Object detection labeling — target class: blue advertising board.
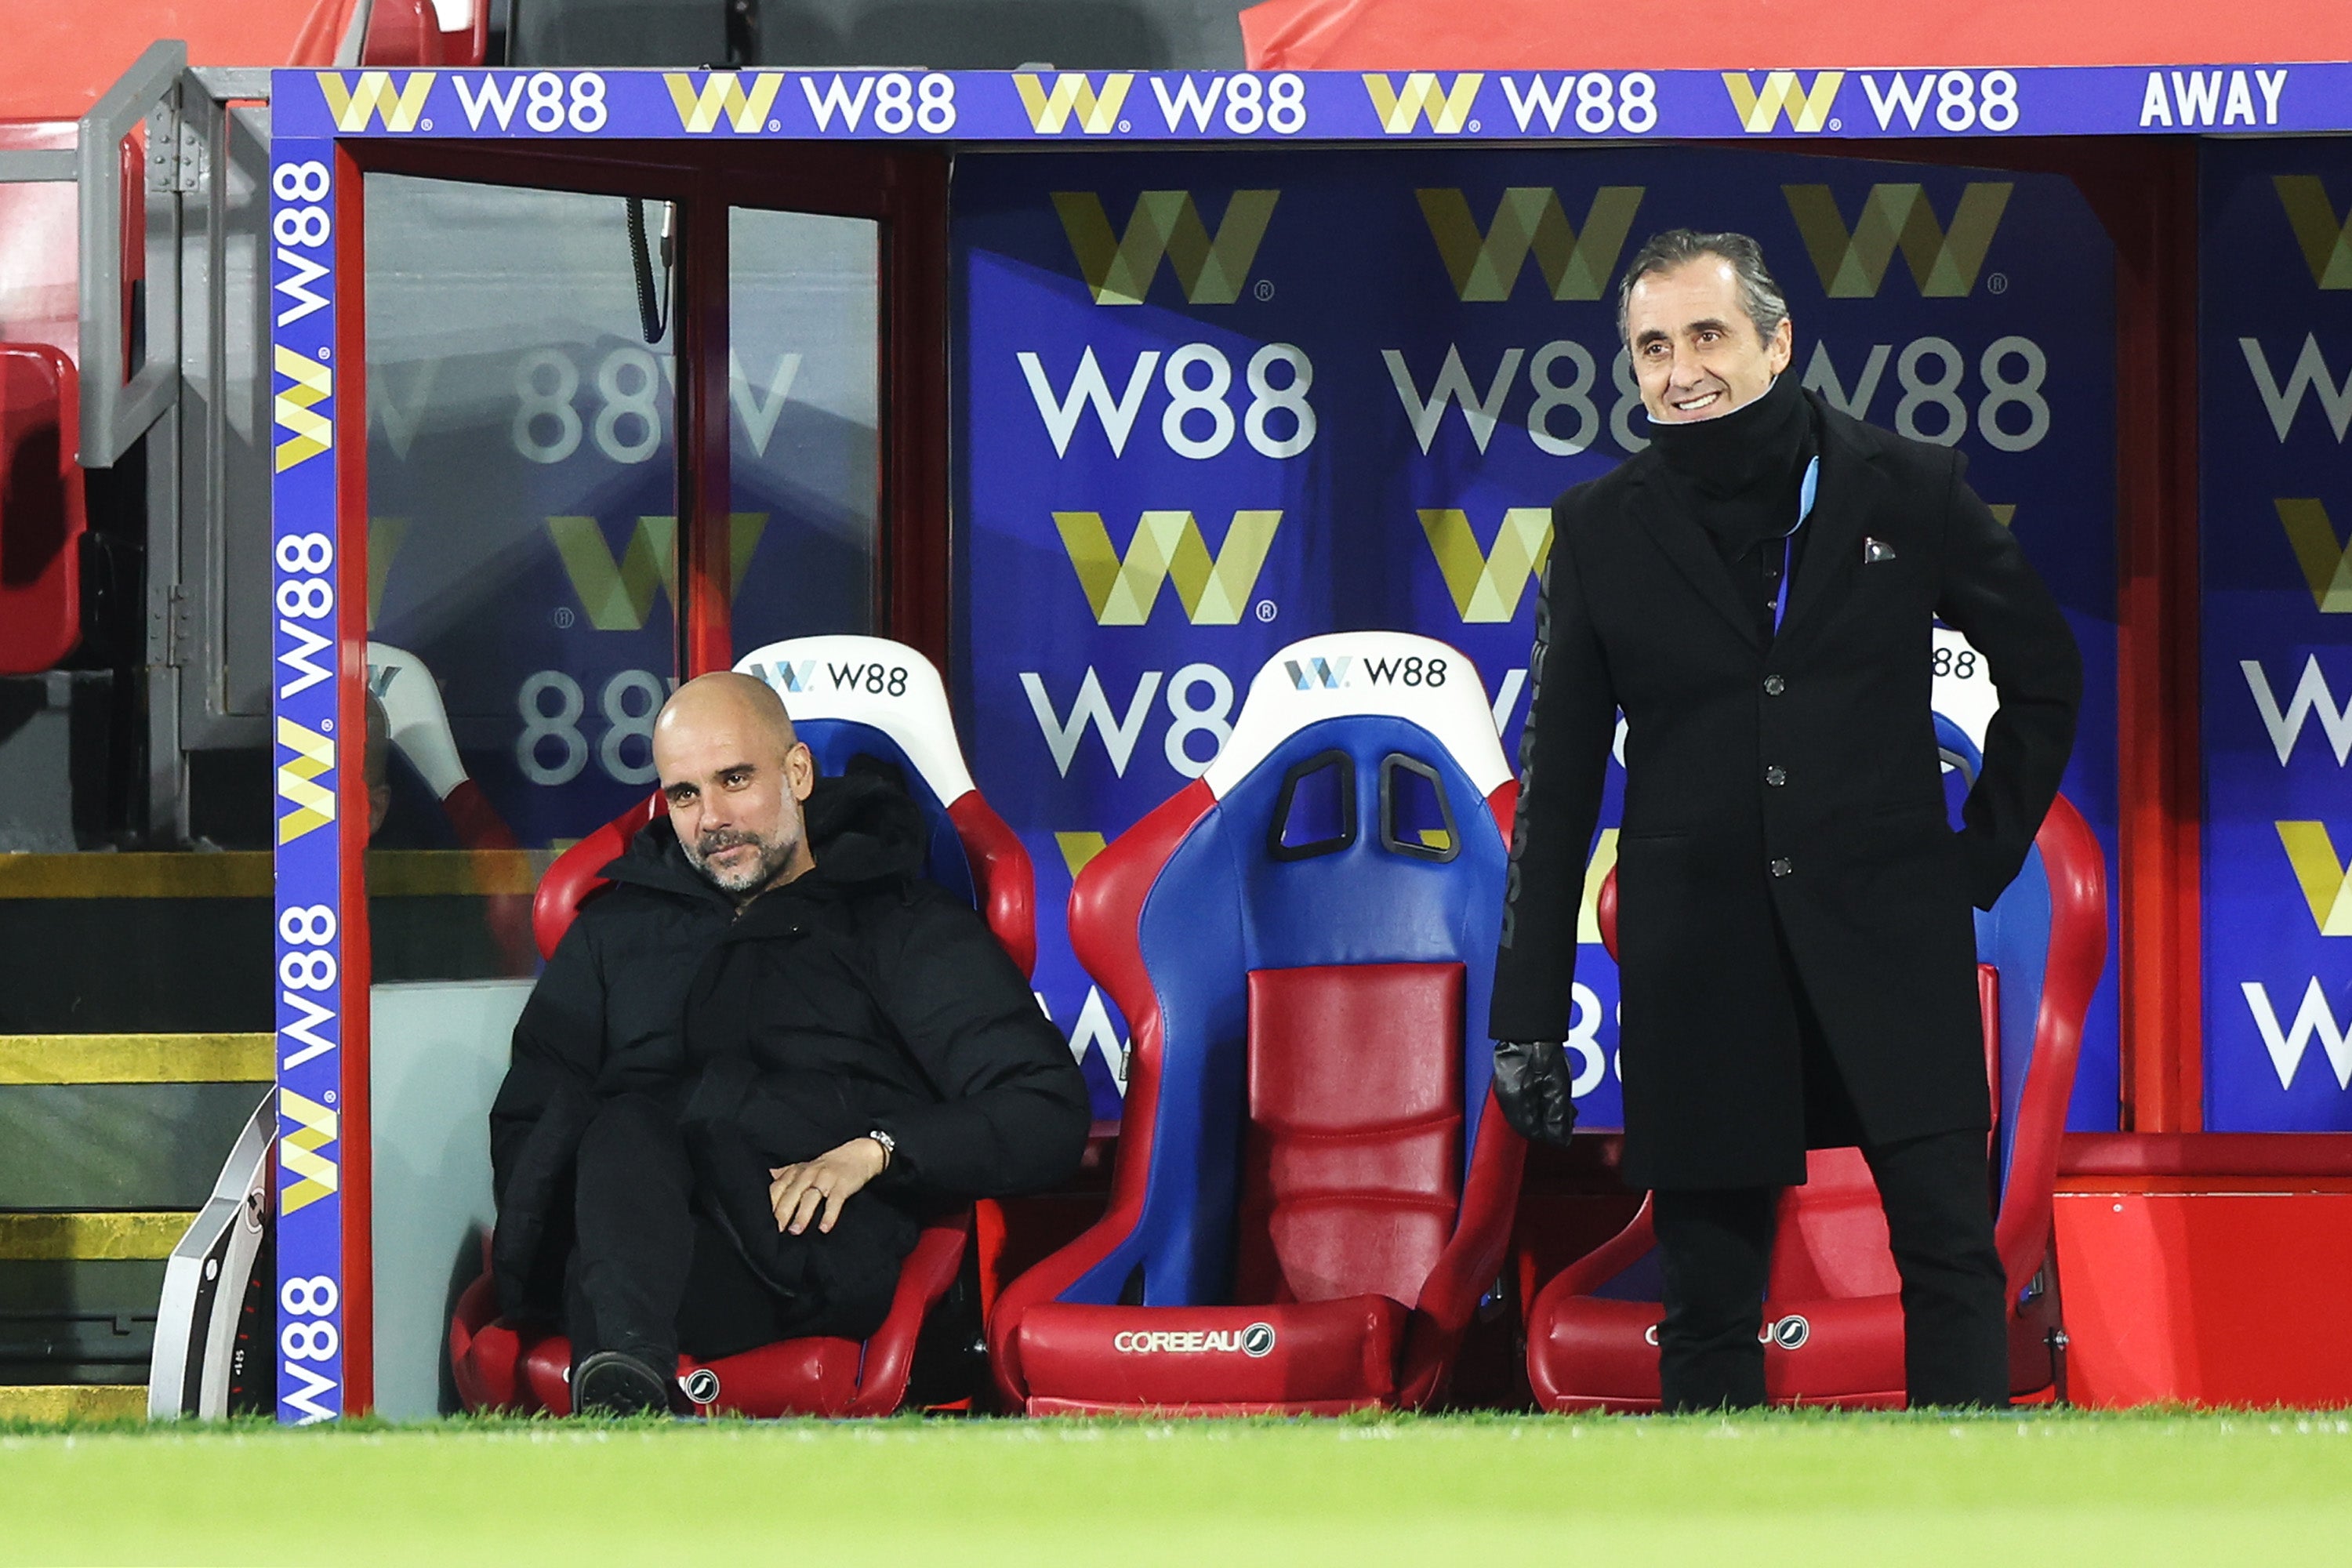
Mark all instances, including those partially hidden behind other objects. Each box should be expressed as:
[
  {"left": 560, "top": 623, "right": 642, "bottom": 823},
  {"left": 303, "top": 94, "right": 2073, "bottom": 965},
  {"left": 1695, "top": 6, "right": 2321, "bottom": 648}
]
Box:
[
  {"left": 267, "top": 137, "right": 351, "bottom": 1422},
  {"left": 953, "top": 147, "right": 2122, "bottom": 1125},
  {"left": 270, "top": 64, "right": 2344, "bottom": 145},
  {"left": 2201, "top": 143, "right": 2352, "bottom": 1130}
]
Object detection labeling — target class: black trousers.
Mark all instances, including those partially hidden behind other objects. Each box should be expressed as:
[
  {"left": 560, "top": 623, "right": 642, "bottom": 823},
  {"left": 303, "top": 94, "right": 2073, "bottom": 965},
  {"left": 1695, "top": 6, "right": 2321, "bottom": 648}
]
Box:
[
  {"left": 1651, "top": 1126, "right": 2009, "bottom": 1411},
  {"left": 563, "top": 1093, "right": 914, "bottom": 1370}
]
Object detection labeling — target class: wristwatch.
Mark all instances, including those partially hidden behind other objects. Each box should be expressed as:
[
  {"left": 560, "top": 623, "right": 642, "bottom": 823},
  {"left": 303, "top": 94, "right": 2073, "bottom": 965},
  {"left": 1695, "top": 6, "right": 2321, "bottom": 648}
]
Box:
[{"left": 866, "top": 1128, "right": 897, "bottom": 1169}]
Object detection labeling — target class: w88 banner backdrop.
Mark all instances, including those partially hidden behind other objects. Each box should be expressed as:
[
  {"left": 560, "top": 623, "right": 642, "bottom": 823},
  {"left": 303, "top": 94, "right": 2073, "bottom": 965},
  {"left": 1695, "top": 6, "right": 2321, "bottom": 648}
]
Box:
[
  {"left": 954, "top": 147, "right": 2120, "bottom": 1127},
  {"left": 2203, "top": 144, "right": 2352, "bottom": 1130}
]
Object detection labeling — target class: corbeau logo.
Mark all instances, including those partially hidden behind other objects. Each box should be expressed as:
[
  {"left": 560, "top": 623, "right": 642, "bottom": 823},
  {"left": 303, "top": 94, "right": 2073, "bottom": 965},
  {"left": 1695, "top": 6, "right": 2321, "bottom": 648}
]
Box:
[
  {"left": 2275, "top": 176, "right": 2352, "bottom": 290},
  {"left": 2276, "top": 821, "right": 2352, "bottom": 935},
  {"left": 547, "top": 514, "right": 769, "bottom": 631},
  {"left": 1055, "top": 510, "right": 1280, "bottom": 626},
  {"left": 1113, "top": 1324, "right": 1276, "bottom": 1356},
  {"left": 664, "top": 71, "right": 783, "bottom": 132},
  {"left": 2278, "top": 499, "right": 2352, "bottom": 612},
  {"left": 273, "top": 347, "right": 332, "bottom": 471},
  {"left": 1418, "top": 508, "right": 1553, "bottom": 622},
  {"left": 1722, "top": 71, "right": 1844, "bottom": 133},
  {"left": 276, "top": 717, "right": 336, "bottom": 844},
  {"left": 1051, "top": 191, "right": 1279, "bottom": 306},
  {"left": 1015, "top": 72, "right": 1134, "bottom": 134},
  {"left": 318, "top": 70, "right": 435, "bottom": 132},
  {"left": 279, "top": 1087, "right": 339, "bottom": 1214},
  {"left": 1417, "top": 187, "right": 1644, "bottom": 303},
  {"left": 1783, "top": 183, "right": 2013, "bottom": 298},
  {"left": 1363, "top": 72, "right": 1483, "bottom": 135}
]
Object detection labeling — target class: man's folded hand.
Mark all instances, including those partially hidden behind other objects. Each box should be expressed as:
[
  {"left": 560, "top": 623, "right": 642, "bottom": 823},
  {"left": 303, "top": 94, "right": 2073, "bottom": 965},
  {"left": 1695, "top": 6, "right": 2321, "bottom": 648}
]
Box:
[{"left": 767, "top": 1135, "right": 890, "bottom": 1236}]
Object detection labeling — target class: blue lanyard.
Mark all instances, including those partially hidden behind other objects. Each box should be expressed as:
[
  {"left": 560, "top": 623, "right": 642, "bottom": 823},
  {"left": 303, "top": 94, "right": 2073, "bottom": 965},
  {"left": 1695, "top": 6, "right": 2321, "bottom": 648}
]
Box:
[{"left": 1771, "top": 456, "right": 1822, "bottom": 636}]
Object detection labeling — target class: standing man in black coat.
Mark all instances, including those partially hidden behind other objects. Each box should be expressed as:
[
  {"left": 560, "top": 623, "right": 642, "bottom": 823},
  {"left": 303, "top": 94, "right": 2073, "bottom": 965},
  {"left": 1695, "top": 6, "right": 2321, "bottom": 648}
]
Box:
[
  {"left": 489, "top": 673, "right": 1090, "bottom": 1414},
  {"left": 1489, "top": 230, "right": 2080, "bottom": 1411}
]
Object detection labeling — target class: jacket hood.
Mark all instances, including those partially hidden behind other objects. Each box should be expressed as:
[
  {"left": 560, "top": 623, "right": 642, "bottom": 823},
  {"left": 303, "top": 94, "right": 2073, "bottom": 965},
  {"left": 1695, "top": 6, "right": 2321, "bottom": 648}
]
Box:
[{"left": 603, "top": 771, "right": 930, "bottom": 902}]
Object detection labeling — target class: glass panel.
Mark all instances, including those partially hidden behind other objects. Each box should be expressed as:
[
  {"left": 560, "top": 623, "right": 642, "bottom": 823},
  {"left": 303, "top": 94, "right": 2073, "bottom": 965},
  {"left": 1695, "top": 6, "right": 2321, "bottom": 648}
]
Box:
[
  {"left": 726, "top": 207, "right": 880, "bottom": 659},
  {"left": 364, "top": 174, "right": 680, "bottom": 981}
]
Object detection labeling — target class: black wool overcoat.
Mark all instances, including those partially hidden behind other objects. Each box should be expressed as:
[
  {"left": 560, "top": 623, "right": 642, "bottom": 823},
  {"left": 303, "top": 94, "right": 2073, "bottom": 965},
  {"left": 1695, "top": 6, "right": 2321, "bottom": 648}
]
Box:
[{"left": 1490, "top": 393, "right": 2081, "bottom": 1191}]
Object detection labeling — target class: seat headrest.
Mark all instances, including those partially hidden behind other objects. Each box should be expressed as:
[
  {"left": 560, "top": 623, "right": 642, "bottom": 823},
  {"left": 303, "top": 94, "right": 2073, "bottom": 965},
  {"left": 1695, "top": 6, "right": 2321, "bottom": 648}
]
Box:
[
  {"left": 1203, "top": 633, "right": 1512, "bottom": 802},
  {"left": 734, "top": 636, "right": 977, "bottom": 806}
]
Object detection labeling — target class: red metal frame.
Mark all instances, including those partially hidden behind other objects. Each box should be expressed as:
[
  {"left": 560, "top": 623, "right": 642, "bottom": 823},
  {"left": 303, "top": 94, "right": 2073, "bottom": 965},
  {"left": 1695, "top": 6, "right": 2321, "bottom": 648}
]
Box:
[
  {"left": 328, "top": 138, "right": 954, "bottom": 1410},
  {"left": 347, "top": 140, "right": 954, "bottom": 676},
  {"left": 1784, "top": 136, "right": 2203, "bottom": 1131},
  {"left": 332, "top": 142, "right": 376, "bottom": 1413}
]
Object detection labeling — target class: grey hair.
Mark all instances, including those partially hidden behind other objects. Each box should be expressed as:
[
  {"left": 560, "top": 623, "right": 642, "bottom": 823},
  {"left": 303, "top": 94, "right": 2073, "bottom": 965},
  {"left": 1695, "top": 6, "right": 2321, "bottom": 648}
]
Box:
[{"left": 1615, "top": 229, "right": 1790, "bottom": 346}]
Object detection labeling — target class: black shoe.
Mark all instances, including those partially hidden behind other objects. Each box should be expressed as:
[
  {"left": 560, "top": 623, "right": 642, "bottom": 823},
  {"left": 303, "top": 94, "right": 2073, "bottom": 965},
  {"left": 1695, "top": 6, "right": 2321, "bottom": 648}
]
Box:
[{"left": 574, "top": 1349, "right": 674, "bottom": 1417}]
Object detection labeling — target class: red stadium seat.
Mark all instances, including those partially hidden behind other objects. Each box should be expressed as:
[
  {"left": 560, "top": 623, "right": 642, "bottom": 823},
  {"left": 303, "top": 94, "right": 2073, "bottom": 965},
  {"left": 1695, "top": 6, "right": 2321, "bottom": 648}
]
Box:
[
  {"left": 1524, "top": 747, "right": 2108, "bottom": 1411},
  {"left": 989, "top": 633, "right": 1526, "bottom": 1415},
  {"left": 361, "top": 0, "right": 490, "bottom": 67},
  {"left": 0, "top": 343, "right": 85, "bottom": 673},
  {"left": 448, "top": 1211, "right": 972, "bottom": 1417},
  {"left": 460, "top": 638, "right": 1028, "bottom": 1416}
]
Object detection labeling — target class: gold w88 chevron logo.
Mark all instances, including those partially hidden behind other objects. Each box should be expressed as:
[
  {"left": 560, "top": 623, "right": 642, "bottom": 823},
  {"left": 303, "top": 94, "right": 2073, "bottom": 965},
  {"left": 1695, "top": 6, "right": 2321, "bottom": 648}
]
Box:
[
  {"left": 2275, "top": 176, "right": 2352, "bottom": 290},
  {"left": 1419, "top": 509, "right": 1553, "bottom": 622},
  {"left": 665, "top": 71, "right": 783, "bottom": 132},
  {"left": 1364, "top": 73, "right": 1483, "bottom": 134},
  {"left": 318, "top": 71, "right": 435, "bottom": 132},
  {"left": 278, "top": 1087, "right": 339, "bottom": 1215},
  {"left": 547, "top": 514, "right": 770, "bottom": 631},
  {"left": 1016, "top": 72, "right": 1134, "bottom": 133},
  {"left": 1723, "top": 71, "right": 1842, "bottom": 132},
  {"left": 273, "top": 347, "right": 332, "bottom": 471},
  {"left": 1784, "top": 183, "right": 2012, "bottom": 298},
  {"left": 1417, "top": 187, "right": 1643, "bottom": 302},
  {"left": 2277, "top": 821, "right": 2352, "bottom": 935},
  {"left": 276, "top": 717, "right": 336, "bottom": 844},
  {"left": 2277, "top": 499, "right": 2352, "bottom": 612},
  {"left": 1056, "top": 510, "right": 1280, "bottom": 625},
  {"left": 1052, "top": 191, "right": 1278, "bottom": 306}
]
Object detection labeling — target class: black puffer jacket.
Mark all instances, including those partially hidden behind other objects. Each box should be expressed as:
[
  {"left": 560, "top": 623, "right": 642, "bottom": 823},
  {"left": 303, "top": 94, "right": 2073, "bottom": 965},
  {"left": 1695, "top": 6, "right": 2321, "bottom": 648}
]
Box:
[{"left": 488, "top": 773, "right": 1089, "bottom": 1312}]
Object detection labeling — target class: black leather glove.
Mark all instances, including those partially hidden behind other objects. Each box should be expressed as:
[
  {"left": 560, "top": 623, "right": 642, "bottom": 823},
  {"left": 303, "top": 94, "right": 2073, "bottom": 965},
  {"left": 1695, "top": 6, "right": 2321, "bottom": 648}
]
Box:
[{"left": 1491, "top": 1039, "right": 1578, "bottom": 1147}]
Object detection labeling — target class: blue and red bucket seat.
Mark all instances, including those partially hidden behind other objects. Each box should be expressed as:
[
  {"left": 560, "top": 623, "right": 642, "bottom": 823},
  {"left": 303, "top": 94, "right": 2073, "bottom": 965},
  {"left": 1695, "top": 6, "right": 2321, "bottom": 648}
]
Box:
[{"left": 989, "top": 633, "right": 1528, "bottom": 1414}]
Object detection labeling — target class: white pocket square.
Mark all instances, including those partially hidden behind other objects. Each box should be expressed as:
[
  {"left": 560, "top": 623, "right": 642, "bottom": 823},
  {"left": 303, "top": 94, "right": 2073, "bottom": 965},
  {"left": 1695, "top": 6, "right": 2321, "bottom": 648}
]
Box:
[{"left": 1862, "top": 537, "right": 1897, "bottom": 564}]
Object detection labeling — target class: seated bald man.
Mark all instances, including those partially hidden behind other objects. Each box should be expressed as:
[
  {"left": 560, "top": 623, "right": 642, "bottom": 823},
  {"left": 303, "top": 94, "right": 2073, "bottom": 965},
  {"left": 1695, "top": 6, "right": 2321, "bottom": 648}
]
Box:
[{"left": 488, "top": 673, "right": 1090, "bottom": 1415}]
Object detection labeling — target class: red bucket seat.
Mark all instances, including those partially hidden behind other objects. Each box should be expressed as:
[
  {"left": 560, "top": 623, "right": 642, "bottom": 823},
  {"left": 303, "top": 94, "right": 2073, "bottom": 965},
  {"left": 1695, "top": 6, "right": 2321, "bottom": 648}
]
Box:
[
  {"left": 989, "top": 633, "right": 1526, "bottom": 1415},
  {"left": 1524, "top": 721, "right": 2107, "bottom": 1410},
  {"left": 451, "top": 637, "right": 1029, "bottom": 1416}
]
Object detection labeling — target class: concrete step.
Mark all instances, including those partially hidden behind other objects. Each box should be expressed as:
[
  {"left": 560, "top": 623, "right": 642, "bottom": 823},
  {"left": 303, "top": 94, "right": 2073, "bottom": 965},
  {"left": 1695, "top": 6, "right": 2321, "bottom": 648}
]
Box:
[
  {"left": 0, "top": 850, "right": 547, "bottom": 1033},
  {"left": 0, "top": 1384, "right": 146, "bottom": 1421},
  {"left": 0, "top": 1033, "right": 272, "bottom": 1085},
  {"left": 0, "top": 1212, "right": 194, "bottom": 1261}
]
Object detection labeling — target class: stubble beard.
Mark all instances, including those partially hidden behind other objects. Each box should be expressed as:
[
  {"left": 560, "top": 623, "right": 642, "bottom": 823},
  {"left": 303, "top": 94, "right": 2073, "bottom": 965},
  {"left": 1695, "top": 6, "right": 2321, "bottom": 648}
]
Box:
[{"left": 684, "top": 822, "right": 802, "bottom": 902}]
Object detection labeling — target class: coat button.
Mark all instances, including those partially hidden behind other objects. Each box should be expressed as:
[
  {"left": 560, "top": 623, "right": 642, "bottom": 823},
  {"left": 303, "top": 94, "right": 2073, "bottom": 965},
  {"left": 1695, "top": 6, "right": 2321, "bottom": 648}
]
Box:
[
  {"left": 1764, "top": 675, "right": 1786, "bottom": 695},
  {"left": 1766, "top": 765, "right": 1788, "bottom": 786},
  {"left": 1770, "top": 858, "right": 1794, "bottom": 877}
]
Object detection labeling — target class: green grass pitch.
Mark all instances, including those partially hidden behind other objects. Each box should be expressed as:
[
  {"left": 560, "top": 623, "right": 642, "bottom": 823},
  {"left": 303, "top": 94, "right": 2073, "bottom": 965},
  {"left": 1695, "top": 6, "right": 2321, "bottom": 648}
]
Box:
[{"left": 3, "top": 1409, "right": 2349, "bottom": 1565}]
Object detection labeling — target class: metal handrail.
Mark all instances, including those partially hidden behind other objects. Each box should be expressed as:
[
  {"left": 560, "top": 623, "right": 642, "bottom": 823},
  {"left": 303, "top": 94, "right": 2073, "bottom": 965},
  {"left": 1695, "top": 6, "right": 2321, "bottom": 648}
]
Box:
[{"left": 77, "top": 38, "right": 187, "bottom": 467}]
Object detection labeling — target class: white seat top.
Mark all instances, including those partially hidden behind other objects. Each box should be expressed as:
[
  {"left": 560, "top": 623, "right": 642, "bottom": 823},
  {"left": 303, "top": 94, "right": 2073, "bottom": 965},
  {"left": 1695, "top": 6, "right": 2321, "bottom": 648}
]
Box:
[
  {"left": 734, "top": 634, "right": 977, "bottom": 804},
  {"left": 1201, "top": 631, "right": 1512, "bottom": 800}
]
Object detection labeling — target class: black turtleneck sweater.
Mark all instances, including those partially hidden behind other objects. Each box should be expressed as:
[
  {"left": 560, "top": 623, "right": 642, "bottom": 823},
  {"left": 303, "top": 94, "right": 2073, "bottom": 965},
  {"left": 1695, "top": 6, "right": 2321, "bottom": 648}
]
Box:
[{"left": 1645, "top": 368, "right": 1821, "bottom": 641}]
